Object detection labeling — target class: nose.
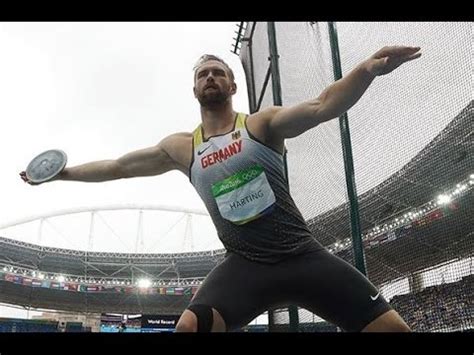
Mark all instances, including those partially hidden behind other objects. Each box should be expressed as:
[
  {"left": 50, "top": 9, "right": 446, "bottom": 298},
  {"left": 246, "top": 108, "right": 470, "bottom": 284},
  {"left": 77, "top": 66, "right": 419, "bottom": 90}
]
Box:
[{"left": 206, "top": 73, "right": 215, "bottom": 81}]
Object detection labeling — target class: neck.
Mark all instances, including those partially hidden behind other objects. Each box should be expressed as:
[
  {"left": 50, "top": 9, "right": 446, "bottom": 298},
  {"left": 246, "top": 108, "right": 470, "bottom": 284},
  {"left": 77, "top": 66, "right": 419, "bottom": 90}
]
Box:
[{"left": 200, "top": 101, "right": 237, "bottom": 138}]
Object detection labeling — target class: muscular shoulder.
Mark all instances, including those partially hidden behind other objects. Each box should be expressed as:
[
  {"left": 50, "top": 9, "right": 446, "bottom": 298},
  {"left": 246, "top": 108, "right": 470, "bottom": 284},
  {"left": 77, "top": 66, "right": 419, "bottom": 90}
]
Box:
[
  {"left": 248, "top": 106, "right": 282, "bottom": 122},
  {"left": 246, "top": 106, "right": 285, "bottom": 153},
  {"left": 159, "top": 132, "right": 193, "bottom": 173},
  {"left": 246, "top": 106, "right": 284, "bottom": 133}
]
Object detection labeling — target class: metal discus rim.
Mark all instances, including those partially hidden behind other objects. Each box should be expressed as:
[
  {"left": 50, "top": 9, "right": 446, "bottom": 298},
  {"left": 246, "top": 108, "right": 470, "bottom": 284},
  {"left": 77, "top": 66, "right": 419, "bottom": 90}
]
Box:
[{"left": 25, "top": 149, "right": 67, "bottom": 183}]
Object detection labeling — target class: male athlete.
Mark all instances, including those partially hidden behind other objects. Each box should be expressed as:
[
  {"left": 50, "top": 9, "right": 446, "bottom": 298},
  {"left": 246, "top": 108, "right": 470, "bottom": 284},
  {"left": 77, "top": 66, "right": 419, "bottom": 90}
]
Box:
[{"left": 21, "top": 45, "right": 421, "bottom": 332}]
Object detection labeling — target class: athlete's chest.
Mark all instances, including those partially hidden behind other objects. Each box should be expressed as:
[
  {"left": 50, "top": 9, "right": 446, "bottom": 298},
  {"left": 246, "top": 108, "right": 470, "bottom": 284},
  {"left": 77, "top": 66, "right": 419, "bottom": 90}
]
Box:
[{"left": 194, "top": 132, "right": 262, "bottom": 171}]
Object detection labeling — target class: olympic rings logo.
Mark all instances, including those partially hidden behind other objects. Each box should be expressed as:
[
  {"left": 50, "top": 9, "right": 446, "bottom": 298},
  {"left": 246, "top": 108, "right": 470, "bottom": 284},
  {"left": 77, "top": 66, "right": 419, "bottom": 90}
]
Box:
[{"left": 242, "top": 170, "right": 260, "bottom": 181}]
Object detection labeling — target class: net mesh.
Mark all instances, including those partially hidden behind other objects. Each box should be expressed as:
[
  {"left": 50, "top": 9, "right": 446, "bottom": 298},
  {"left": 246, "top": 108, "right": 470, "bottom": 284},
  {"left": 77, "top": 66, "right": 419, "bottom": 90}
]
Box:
[{"left": 239, "top": 21, "right": 473, "bottom": 332}]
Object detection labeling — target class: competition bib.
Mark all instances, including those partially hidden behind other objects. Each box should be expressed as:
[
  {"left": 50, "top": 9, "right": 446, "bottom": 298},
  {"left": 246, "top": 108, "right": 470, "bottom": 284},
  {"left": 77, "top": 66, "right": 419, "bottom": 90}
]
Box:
[{"left": 211, "top": 165, "right": 276, "bottom": 225}]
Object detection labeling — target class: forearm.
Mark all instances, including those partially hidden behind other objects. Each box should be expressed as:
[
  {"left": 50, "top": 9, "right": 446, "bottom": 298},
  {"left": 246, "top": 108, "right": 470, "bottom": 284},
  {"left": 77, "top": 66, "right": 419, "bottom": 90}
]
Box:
[
  {"left": 57, "top": 160, "right": 123, "bottom": 183},
  {"left": 53, "top": 141, "right": 177, "bottom": 183},
  {"left": 266, "top": 46, "right": 420, "bottom": 140},
  {"left": 319, "top": 60, "right": 375, "bottom": 119}
]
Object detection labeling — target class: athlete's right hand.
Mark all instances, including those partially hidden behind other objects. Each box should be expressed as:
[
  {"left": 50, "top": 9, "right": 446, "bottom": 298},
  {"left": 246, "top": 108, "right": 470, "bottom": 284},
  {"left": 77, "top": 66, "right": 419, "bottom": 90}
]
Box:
[{"left": 19, "top": 171, "right": 40, "bottom": 186}]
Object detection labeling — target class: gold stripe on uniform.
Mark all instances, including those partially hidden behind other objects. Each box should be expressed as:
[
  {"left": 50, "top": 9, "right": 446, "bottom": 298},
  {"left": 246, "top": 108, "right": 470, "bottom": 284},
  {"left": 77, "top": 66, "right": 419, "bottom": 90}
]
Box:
[
  {"left": 193, "top": 124, "right": 204, "bottom": 147},
  {"left": 193, "top": 112, "right": 246, "bottom": 148}
]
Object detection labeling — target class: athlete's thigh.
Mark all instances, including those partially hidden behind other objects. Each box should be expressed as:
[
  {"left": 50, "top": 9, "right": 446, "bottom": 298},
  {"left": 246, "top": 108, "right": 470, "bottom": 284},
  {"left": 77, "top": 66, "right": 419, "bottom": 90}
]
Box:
[
  {"left": 189, "top": 252, "right": 278, "bottom": 330},
  {"left": 283, "top": 249, "right": 392, "bottom": 332}
]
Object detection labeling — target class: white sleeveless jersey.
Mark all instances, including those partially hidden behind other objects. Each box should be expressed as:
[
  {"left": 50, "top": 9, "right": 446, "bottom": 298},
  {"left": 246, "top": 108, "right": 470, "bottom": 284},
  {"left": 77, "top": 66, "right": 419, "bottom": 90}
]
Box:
[{"left": 189, "top": 112, "right": 322, "bottom": 263}]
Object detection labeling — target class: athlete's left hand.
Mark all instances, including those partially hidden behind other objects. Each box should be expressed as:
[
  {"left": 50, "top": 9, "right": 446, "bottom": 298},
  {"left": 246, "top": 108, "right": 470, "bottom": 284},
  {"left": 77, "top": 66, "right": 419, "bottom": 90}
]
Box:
[{"left": 366, "top": 46, "right": 421, "bottom": 77}]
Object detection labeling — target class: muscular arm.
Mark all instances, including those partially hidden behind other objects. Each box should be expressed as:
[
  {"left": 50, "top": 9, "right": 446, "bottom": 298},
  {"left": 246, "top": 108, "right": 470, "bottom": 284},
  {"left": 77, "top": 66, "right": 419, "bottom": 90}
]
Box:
[
  {"left": 58, "top": 135, "right": 181, "bottom": 183},
  {"left": 261, "top": 46, "right": 421, "bottom": 140},
  {"left": 266, "top": 62, "right": 375, "bottom": 139}
]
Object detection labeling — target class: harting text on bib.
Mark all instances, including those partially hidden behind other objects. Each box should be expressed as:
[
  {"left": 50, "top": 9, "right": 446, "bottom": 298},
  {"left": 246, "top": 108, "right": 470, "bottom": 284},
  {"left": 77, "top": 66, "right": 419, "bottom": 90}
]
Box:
[{"left": 211, "top": 165, "right": 276, "bottom": 225}]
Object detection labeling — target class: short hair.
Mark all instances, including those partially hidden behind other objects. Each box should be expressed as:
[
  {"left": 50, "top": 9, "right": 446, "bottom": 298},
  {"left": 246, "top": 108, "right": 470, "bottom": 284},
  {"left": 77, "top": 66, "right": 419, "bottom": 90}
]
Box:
[{"left": 193, "top": 54, "right": 235, "bottom": 82}]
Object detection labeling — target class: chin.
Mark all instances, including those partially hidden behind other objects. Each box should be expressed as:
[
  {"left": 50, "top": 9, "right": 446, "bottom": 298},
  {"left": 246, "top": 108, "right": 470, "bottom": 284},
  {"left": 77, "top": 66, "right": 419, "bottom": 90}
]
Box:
[{"left": 199, "top": 94, "right": 228, "bottom": 107}]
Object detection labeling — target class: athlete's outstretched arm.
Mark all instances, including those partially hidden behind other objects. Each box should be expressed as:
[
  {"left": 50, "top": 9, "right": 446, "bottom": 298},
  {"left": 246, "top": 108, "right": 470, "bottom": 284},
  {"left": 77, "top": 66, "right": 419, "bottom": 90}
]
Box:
[
  {"left": 263, "top": 46, "right": 421, "bottom": 140},
  {"left": 20, "top": 134, "right": 181, "bottom": 185}
]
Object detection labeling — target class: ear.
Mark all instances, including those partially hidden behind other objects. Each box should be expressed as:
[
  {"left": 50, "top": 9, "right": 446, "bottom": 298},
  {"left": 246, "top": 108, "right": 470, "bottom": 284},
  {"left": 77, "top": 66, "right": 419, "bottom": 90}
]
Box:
[
  {"left": 230, "top": 82, "right": 237, "bottom": 95},
  {"left": 193, "top": 86, "right": 197, "bottom": 98}
]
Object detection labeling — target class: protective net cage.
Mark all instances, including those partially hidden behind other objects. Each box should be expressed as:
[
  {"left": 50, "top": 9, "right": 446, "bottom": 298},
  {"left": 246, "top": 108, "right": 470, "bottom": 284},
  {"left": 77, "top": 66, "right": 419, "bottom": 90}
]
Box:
[{"left": 239, "top": 22, "right": 473, "bottom": 332}]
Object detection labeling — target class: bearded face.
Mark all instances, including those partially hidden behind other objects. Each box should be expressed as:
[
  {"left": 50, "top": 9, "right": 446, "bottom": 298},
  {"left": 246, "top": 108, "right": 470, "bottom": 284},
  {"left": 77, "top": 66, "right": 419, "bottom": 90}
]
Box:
[
  {"left": 194, "top": 61, "right": 236, "bottom": 108},
  {"left": 196, "top": 82, "right": 229, "bottom": 107}
]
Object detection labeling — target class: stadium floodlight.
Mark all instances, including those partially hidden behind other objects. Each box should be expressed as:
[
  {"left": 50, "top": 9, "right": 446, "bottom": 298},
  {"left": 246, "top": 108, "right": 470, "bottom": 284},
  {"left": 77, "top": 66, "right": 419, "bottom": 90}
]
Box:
[
  {"left": 57, "top": 275, "right": 65, "bottom": 282},
  {"left": 359, "top": 175, "right": 471, "bottom": 249},
  {"left": 38, "top": 273, "right": 45, "bottom": 280},
  {"left": 138, "top": 278, "right": 152, "bottom": 288},
  {"left": 437, "top": 194, "right": 451, "bottom": 205}
]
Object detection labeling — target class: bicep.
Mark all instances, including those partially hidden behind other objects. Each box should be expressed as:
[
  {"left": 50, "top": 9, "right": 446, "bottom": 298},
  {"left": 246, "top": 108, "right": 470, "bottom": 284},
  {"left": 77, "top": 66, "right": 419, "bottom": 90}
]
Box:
[
  {"left": 117, "top": 140, "right": 177, "bottom": 178},
  {"left": 266, "top": 96, "right": 330, "bottom": 140}
]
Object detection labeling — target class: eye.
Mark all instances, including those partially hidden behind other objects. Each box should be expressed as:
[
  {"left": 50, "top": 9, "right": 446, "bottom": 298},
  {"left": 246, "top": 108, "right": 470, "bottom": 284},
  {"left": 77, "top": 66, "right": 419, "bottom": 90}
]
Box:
[{"left": 197, "top": 71, "right": 207, "bottom": 79}]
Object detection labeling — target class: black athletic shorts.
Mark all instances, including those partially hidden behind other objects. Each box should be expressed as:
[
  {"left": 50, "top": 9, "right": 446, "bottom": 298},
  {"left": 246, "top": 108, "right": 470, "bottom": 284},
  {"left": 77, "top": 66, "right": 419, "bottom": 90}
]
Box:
[{"left": 188, "top": 248, "right": 393, "bottom": 332}]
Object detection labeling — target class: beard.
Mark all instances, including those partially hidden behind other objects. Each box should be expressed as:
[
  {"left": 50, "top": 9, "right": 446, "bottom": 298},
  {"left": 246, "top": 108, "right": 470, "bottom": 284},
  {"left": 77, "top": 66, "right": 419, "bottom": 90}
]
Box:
[{"left": 196, "top": 88, "right": 229, "bottom": 108}]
